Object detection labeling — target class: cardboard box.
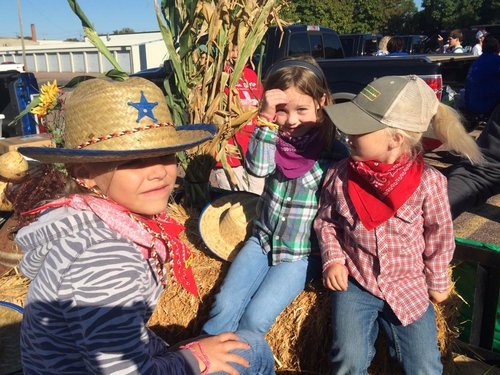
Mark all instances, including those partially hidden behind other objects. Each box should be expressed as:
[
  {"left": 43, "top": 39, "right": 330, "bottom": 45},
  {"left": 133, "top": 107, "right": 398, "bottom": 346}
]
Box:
[{"left": 0, "top": 133, "right": 54, "bottom": 154}]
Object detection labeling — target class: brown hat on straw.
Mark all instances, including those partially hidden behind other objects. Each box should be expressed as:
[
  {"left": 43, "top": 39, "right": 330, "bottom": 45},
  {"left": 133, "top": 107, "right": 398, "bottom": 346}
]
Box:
[
  {"left": 19, "top": 77, "right": 216, "bottom": 163},
  {"left": 199, "top": 192, "right": 260, "bottom": 261}
]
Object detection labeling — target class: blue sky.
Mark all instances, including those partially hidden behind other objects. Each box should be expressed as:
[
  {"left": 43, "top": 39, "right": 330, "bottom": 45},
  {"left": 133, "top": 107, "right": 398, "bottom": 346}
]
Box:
[
  {"left": 1, "top": 0, "right": 423, "bottom": 41},
  {"left": 1, "top": 0, "right": 158, "bottom": 40}
]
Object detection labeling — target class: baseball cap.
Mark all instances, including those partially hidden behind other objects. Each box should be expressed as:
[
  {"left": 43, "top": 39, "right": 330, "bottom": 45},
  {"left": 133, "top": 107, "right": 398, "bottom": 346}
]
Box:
[
  {"left": 476, "top": 30, "right": 488, "bottom": 39},
  {"left": 323, "top": 75, "right": 439, "bottom": 135}
]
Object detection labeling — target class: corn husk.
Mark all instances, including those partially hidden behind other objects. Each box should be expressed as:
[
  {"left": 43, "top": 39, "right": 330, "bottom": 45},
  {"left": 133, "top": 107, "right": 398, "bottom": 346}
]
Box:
[{"left": 155, "top": 0, "right": 287, "bottom": 208}]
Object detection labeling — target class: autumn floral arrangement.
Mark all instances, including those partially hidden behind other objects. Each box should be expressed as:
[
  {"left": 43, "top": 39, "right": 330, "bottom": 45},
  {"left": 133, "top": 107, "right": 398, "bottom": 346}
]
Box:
[{"left": 30, "top": 80, "right": 65, "bottom": 147}]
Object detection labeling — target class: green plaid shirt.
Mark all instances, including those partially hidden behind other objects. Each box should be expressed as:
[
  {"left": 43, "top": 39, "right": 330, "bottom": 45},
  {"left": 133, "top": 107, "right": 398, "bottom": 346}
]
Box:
[{"left": 246, "top": 126, "right": 348, "bottom": 264}]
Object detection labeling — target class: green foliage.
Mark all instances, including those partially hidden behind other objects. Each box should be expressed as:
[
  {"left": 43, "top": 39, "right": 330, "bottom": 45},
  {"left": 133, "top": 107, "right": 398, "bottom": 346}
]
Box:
[
  {"left": 280, "top": 0, "right": 417, "bottom": 34},
  {"left": 281, "top": 0, "right": 496, "bottom": 36},
  {"left": 112, "top": 27, "right": 136, "bottom": 34}
]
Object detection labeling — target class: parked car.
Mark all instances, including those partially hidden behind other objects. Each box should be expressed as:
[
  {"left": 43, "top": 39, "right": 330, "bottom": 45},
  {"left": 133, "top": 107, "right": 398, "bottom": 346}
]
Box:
[{"left": 0, "top": 62, "right": 25, "bottom": 73}]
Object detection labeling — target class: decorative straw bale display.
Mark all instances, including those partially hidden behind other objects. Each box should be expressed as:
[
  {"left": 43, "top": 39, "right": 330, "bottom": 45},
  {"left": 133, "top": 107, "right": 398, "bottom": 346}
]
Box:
[{"left": 148, "top": 203, "right": 461, "bottom": 374}]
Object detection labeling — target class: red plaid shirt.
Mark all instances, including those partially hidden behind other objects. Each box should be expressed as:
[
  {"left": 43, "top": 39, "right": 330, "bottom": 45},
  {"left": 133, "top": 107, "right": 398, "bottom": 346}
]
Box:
[{"left": 314, "top": 159, "right": 455, "bottom": 326}]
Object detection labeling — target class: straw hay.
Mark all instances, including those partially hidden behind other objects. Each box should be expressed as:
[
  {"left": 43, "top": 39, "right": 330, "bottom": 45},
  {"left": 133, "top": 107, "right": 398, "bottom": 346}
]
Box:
[
  {"left": 0, "top": 201, "right": 463, "bottom": 374},
  {"left": 148, "top": 202, "right": 462, "bottom": 374},
  {"left": 0, "top": 216, "right": 23, "bottom": 274}
]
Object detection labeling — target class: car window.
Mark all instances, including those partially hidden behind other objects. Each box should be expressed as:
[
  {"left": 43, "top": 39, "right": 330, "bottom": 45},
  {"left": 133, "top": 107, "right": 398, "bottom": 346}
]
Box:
[
  {"left": 363, "top": 39, "right": 379, "bottom": 56},
  {"left": 340, "top": 37, "right": 354, "bottom": 57},
  {"left": 310, "top": 34, "right": 324, "bottom": 58},
  {"left": 289, "top": 32, "right": 311, "bottom": 56},
  {"left": 325, "top": 33, "right": 344, "bottom": 58}
]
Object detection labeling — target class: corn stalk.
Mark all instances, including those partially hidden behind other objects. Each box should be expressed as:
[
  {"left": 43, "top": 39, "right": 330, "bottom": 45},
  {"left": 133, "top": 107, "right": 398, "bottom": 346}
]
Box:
[
  {"left": 66, "top": 0, "right": 128, "bottom": 80},
  {"left": 156, "top": 0, "right": 285, "bottom": 209}
]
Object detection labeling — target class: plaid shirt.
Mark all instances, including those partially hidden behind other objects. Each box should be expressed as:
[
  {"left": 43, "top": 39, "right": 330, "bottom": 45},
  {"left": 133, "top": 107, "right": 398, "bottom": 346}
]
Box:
[
  {"left": 314, "top": 159, "right": 455, "bottom": 326},
  {"left": 246, "top": 126, "right": 347, "bottom": 265}
]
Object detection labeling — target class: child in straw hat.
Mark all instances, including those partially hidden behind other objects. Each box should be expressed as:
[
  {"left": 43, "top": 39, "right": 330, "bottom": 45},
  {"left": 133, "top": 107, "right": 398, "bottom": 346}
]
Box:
[
  {"left": 8, "top": 77, "right": 275, "bottom": 374},
  {"left": 314, "top": 75, "right": 484, "bottom": 373},
  {"left": 202, "top": 57, "right": 348, "bottom": 336}
]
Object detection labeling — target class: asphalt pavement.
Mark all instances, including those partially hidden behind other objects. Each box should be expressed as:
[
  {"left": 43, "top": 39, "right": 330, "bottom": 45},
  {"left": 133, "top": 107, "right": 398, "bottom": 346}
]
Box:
[{"left": 34, "top": 71, "right": 98, "bottom": 87}]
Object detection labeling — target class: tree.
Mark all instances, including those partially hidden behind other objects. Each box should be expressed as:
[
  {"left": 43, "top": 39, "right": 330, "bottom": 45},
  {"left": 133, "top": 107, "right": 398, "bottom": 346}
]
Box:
[
  {"left": 420, "top": 0, "right": 458, "bottom": 32},
  {"left": 382, "top": 0, "right": 418, "bottom": 34},
  {"left": 112, "top": 27, "right": 135, "bottom": 35}
]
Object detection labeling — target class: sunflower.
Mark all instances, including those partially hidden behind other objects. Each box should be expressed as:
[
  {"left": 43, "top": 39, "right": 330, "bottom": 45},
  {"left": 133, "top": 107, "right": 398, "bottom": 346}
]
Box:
[{"left": 31, "top": 80, "right": 60, "bottom": 116}]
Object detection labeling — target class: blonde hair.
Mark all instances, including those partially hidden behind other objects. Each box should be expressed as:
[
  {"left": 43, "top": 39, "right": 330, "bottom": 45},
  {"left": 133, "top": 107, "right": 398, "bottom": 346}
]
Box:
[
  {"left": 263, "top": 56, "right": 335, "bottom": 146},
  {"left": 387, "top": 103, "right": 484, "bottom": 164},
  {"left": 379, "top": 36, "right": 392, "bottom": 52}
]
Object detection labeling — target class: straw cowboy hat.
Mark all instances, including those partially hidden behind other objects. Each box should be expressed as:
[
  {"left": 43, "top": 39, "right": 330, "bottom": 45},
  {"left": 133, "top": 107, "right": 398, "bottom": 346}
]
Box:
[
  {"left": 199, "top": 192, "right": 260, "bottom": 261},
  {"left": 19, "top": 77, "right": 216, "bottom": 163}
]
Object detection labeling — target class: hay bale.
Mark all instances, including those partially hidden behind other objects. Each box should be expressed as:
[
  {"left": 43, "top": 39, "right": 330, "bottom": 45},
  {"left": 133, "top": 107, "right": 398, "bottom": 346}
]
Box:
[
  {"left": 0, "top": 216, "right": 22, "bottom": 274},
  {"left": 149, "top": 203, "right": 461, "bottom": 374},
  {"left": 0, "top": 268, "right": 29, "bottom": 307}
]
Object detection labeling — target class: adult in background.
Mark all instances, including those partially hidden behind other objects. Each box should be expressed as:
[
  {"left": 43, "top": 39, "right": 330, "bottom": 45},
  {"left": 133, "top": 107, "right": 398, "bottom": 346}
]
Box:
[
  {"left": 387, "top": 36, "right": 408, "bottom": 56},
  {"left": 446, "top": 36, "right": 500, "bottom": 218},
  {"left": 463, "top": 35, "right": 500, "bottom": 116},
  {"left": 472, "top": 29, "right": 488, "bottom": 56},
  {"left": 438, "top": 29, "right": 465, "bottom": 53},
  {"left": 375, "top": 36, "right": 391, "bottom": 56}
]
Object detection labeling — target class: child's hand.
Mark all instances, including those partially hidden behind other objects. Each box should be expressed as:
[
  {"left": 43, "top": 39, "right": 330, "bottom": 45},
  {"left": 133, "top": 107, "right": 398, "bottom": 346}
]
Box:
[
  {"left": 429, "top": 289, "right": 449, "bottom": 303},
  {"left": 197, "top": 332, "right": 250, "bottom": 374},
  {"left": 260, "top": 89, "right": 289, "bottom": 121},
  {"left": 323, "top": 263, "right": 348, "bottom": 291}
]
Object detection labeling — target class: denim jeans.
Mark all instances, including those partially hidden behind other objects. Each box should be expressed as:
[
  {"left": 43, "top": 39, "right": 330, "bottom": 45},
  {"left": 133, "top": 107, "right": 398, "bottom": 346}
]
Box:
[
  {"left": 329, "top": 279, "right": 443, "bottom": 375},
  {"left": 212, "top": 330, "right": 276, "bottom": 375},
  {"left": 203, "top": 236, "right": 321, "bottom": 335}
]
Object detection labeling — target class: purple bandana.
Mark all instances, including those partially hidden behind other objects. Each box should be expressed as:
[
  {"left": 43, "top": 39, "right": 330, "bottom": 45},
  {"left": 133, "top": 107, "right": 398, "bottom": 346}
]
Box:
[{"left": 275, "top": 128, "right": 324, "bottom": 178}]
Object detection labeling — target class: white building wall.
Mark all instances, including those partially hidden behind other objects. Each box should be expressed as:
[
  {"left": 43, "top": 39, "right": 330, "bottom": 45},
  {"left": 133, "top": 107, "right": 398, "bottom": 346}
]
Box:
[{"left": 0, "top": 32, "right": 169, "bottom": 74}]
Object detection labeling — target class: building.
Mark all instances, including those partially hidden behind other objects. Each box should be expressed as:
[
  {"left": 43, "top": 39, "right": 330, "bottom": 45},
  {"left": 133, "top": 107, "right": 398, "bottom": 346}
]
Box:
[{"left": 0, "top": 30, "right": 169, "bottom": 74}]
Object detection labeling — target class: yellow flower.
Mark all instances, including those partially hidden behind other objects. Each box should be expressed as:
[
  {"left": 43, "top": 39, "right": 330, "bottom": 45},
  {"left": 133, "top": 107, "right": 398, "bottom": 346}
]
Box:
[{"left": 31, "top": 80, "right": 60, "bottom": 116}]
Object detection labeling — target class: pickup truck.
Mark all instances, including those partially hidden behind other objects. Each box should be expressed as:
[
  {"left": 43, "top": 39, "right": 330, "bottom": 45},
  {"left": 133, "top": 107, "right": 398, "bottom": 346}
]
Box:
[
  {"left": 0, "top": 62, "right": 25, "bottom": 73},
  {"left": 258, "top": 25, "right": 476, "bottom": 102},
  {"left": 134, "top": 24, "right": 476, "bottom": 104}
]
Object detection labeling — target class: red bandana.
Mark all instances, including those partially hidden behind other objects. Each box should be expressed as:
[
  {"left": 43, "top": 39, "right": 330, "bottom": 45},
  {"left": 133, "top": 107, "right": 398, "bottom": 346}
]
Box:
[
  {"left": 23, "top": 195, "right": 198, "bottom": 296},
  {"left": 347, "top": 155, "right": 424, "bottom": 230}
]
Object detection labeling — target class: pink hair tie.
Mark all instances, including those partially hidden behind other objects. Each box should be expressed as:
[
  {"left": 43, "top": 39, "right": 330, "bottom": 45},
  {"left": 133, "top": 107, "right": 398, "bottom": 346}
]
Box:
[{"left": 180, "top": 341, "right": 210, "bottom": 374}]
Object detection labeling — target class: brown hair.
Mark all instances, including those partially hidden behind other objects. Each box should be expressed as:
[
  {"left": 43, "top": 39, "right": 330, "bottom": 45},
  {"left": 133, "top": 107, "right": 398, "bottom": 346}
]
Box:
[
  {"left": 449, "top": 29, "right": 463, "bottom": 42},
  {"left": 263, "top": 56, "right": 335, "bottom": 146},
  {"left": 6, "top": 164, "right": 88, "bottom": 233},
  {"left": 387, "top": 37, "right": 405, "bottom": 53}
]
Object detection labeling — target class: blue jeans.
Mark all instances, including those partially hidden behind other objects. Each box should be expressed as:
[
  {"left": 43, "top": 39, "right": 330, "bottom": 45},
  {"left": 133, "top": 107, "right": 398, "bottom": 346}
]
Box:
[
  {"left": 329, "top": 279, "right": 443, "bottom": 375},
  {"left": 203, "top": 236, "right": 321, "bottom": 335},
  {"left": 212, "top": 330, "right": 276, "bottom": 375}
]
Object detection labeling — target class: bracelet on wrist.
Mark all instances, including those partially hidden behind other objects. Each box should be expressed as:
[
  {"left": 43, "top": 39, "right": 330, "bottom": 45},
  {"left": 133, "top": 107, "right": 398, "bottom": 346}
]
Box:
[{"left": 180, "top": 341, "right": 210, "bottom": 375}]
